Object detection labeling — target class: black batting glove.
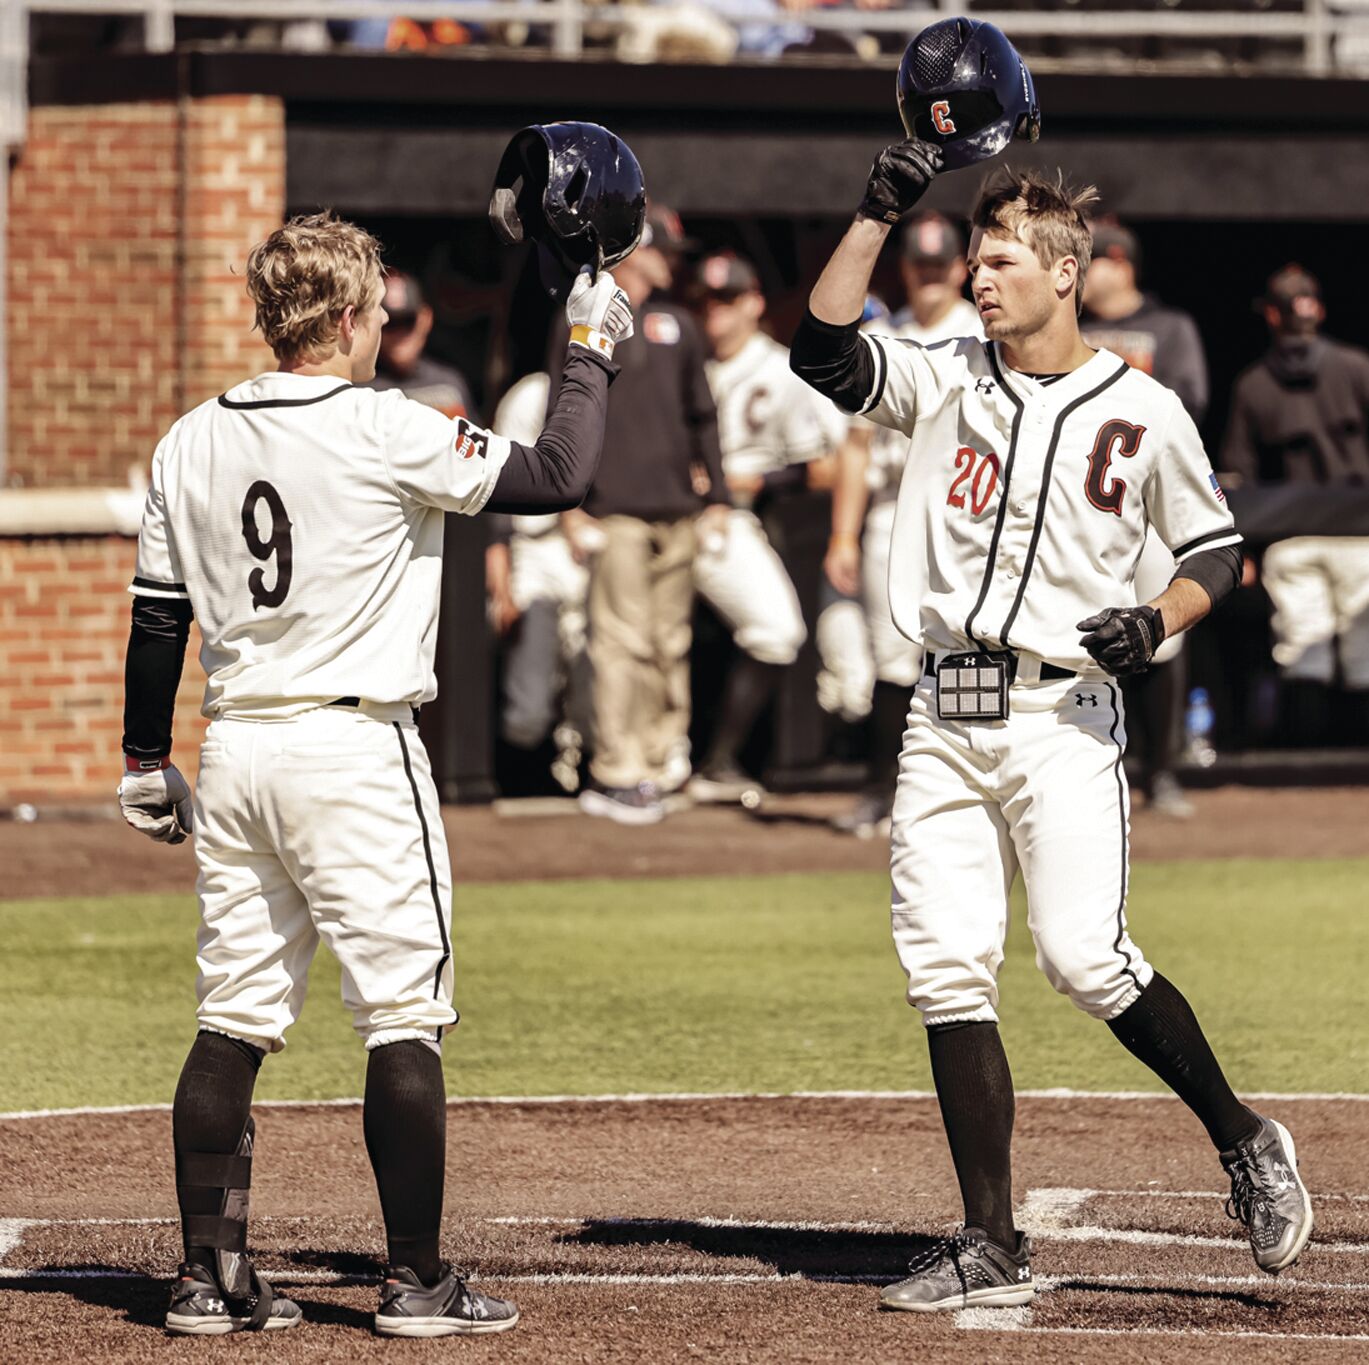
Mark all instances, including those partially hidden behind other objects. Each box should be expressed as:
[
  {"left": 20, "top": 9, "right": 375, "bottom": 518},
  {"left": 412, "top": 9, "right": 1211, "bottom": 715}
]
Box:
[
  {"left": 858, "top": 140, "right": 943, "bottom": 225},
  {"left": 1076, "top": 605, "right": 1167, "bottom": 677}
]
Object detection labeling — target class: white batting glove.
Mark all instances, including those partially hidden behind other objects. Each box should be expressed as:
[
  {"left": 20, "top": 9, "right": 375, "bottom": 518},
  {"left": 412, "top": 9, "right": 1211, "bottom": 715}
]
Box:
[
  {"left": 565, "top": 268, "right": 634, "bottom": 360},
  {"left": 118, "top": 760, "right": 194, "bottom": 844}
]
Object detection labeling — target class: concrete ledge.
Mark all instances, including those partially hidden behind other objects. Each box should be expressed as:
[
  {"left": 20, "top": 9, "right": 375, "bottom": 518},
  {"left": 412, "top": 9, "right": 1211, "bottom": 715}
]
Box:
[{"left": 0, "top": 487, "right": 144, "bottom": 538}]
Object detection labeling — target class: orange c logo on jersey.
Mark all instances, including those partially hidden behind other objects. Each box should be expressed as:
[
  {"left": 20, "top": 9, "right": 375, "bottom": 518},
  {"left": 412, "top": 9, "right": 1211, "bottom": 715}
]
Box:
[{"left": 931, "top": 101, "right": 956, "bottom": 136}]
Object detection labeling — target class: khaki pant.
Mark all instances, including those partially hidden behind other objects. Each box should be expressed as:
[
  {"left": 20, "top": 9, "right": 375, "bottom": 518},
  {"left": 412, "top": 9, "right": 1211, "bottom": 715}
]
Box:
[{"left": 588, "top": 514, "right": 696, "bottom": 788}]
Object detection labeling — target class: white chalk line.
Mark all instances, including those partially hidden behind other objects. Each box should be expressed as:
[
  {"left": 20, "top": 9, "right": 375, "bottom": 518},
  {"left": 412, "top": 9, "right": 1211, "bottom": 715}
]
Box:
[
  {"left": 962, "top": 1325, "right": 1369, "bottom": 1344},
  {"left": 3, "top": 1088, "right": 1367, "bottom": 1122}
]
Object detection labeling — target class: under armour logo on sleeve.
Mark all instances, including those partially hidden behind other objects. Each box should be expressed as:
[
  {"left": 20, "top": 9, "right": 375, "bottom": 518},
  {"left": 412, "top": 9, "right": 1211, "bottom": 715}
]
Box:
[
  {"left": 975, "top": 377, "right": 996, "bottom": 394},
  {"left": 1075, "top": 692, "right": 1098, "bottom": 708}
]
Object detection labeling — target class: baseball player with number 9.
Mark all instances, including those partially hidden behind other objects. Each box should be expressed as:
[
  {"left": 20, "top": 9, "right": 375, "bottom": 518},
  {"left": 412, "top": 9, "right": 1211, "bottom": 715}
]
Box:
[
  {"left": 118, "top": 130, "right": 638, "bottom": 1338},
  {"left": 790, "top": 16, "right": 1314, "bottom": 1315}
]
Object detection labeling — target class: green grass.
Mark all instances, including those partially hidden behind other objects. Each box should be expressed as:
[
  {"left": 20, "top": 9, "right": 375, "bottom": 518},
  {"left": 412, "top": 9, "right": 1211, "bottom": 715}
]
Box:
[{"left": 3, "top": 860, "right": 1365, "bottom": 1112}]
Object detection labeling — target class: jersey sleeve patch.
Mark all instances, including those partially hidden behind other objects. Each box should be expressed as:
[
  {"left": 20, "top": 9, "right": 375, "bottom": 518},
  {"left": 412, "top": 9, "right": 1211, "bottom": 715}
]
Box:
[{"left": 453, "top": 418, "right": 488, "bottom": 462}]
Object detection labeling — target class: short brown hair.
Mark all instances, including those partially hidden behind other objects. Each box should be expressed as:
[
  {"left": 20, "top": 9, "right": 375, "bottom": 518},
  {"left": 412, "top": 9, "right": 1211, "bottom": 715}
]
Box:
[
  {"left": 245, "top": 211, "right": 384, "bottom": 362},
  {"left": 971, "top": 168, "right": 1099, "bottom": 308}
]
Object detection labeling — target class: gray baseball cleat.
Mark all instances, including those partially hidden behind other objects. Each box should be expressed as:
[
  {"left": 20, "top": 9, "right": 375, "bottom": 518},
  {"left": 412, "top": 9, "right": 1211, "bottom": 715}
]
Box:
[
  {"left": 880, "top": 1228, "right": 1035, "bottom": 1312},
  {"left": 165, "top": 1262, "right": 302, "bottom": 1335},
  {"left": 375, "top": 1265, "right": 520, "bottom": 1338},
  {"left": 1221, "top": 1114, "right": 1314, "bottom": 1274}
]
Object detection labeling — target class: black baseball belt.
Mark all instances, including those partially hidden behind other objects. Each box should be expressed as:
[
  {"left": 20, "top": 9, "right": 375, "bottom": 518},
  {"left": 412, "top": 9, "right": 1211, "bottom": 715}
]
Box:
[
  {"left": 922, "top": 651, "right": 1075, "bottom": 683},
  {"left": 329, "top": 696, "right": 421, "bottom": 724}
]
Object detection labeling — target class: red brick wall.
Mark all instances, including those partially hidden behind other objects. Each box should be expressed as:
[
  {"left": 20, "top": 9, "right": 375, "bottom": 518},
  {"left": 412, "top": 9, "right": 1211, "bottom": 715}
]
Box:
[
  {"left": 0, "top": 537, "right": 208, "bottom": 806},
  {"left": 5, "top": 95, "right": 285, "bottom": 489}
]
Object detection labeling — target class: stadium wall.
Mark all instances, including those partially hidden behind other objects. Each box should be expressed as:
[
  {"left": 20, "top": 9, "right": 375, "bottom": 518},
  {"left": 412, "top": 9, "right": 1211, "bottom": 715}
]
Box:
[
  {"left": 4, "top": 93, "right": 284, "bottom": 487},
  {"left": 1, "top": 93, "right": 280, "bottom": 805}
]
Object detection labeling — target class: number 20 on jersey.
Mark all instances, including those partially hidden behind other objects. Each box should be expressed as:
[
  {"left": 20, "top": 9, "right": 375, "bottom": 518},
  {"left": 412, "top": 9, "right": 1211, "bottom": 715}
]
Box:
[{"left": 946, "top": 447, "right": 1000, "bottom": 517}]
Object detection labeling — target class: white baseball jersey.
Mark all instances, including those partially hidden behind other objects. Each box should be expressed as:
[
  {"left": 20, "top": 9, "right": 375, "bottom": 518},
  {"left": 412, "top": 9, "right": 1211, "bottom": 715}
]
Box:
[
  {"left": 706, "top": 332, "right": 828, "bottom": 483},
  {"left": 867, "top": 297, "right": 983, "bottom": 505},
  {"left": 132, "top": 371, "right": 510, "bottom": 714},
  {"left": 861, "top": 336, "right": 1240, "bottom": 672},
  {"left": 493, "top": 372, "right": 560, "bottom": 540}
]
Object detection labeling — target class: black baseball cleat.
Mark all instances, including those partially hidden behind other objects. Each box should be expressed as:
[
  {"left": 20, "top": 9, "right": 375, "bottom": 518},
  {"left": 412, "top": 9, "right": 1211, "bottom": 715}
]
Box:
[
  {"left": 1221, "top": 1114, "right": 1314, "bottom": 1274},
  {"left": 375, "top": 1265, "right": 520, "bottom": 1338},
  {"left": 165, "top": 1262, "right": 302, "bottom": 1335},
  {"left": 880, "top": 1227, "right": 1035, "bottom": 1312}
]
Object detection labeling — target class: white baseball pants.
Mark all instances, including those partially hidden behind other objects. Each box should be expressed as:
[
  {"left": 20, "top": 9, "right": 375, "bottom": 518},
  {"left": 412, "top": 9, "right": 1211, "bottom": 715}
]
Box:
[
  {"left": 890, "top": 672, "right": 1154, "bottom": 1025},
  {"left": 191, "top": 706, "right": 457, "bottom": 1053},
  {"left": 1261, "top": 535, "right": 1369, "bottom": 687},
  {"left": 693, "top": 508, "right": 806, "bottom": 666}
]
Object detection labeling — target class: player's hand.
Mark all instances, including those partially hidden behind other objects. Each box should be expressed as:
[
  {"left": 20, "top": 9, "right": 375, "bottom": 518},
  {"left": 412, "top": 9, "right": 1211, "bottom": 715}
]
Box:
[
  {"left": 566, "top": 268, "right": 634, "bottom": 360},
  {"left": 118, "top": 761, "right": 194, "bottom": 844},
  {"left": 561, "top": 508, "right": 607, "bottom": 565},
  {"left": 858, "top": 139, "right": 943, "bottom": 226},
  {"left": 824, "top": 534, "right": 861, "bottom": 597},
  {"left": 698, "top": 503, "right": 731, "bottom": 556},
  {"left": 485, "top": 544, "right": 520, "bottom": 635},
  {"left": 1076, "top": 605, "right": 1166, "bottom": 677}
]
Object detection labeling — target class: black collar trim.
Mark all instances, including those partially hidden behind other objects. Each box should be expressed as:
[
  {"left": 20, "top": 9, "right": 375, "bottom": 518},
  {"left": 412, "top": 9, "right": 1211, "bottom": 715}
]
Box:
[{"left": 218, "top": 382, "right": 354, "bottom": 410}]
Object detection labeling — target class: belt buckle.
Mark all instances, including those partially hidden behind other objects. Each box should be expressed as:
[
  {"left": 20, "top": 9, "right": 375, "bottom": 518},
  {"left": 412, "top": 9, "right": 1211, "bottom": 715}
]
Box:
[{"left": 935, "top": 651, "right": 1011, "bottom": 721}]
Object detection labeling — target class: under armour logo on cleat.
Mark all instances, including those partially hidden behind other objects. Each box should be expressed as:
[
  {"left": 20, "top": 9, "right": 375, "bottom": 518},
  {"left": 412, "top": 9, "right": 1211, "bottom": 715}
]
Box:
[
  {"left": 1075, "top": 693, "right": 1098, "bottom": 707},
  {"left": 975, "top": 377, "right": 996, "bottom": 394}
]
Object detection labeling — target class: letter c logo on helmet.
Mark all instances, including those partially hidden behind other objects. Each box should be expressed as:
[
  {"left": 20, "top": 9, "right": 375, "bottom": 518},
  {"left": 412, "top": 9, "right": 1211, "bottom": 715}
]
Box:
[{"left": 897, "top": 19, "right": 1041, "bottom": 171}]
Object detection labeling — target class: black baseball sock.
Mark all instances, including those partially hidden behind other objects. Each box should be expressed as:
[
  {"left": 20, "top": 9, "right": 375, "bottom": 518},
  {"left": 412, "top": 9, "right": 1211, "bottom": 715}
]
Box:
[
  {"left": 365, "top": 1040, "right": 447, "bottom": 1286},
  {"left": 173, "top": 1030, "right": 264, "bottom": 1275},
  {"left": 869, "top": 680, "right": 912, "bottom": 793},
  {"left": 702, "top": 655, "right": 781, "bottom": 774},
  {"left": 927, "top": 1021, "right": 1016, "bottom": 1248},
  {"left": 1107, "top": 972, "right": 1260, "bottom": 1152}
]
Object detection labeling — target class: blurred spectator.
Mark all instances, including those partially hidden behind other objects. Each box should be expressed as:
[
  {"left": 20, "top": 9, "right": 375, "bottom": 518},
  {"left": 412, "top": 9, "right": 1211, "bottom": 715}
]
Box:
[
  {"left": 685, "top": 251, "right": 835, "bottom": 803},
  {"left": 555, "top": 207, "right": 729, "bottom": 824},
  {"left": 1082, "top": 220, "right": 1209, "bottom": 817},
  {"left": 1220, "top": 264, "right": 1369, "bottom": 745},
  {"left": 369, "top": 271, "right": 476, "bottom": 418},
  {"left": 486, "top": 373, "right": 593, "bottom": 795},
  {"left": 823, "top": 212, "right": 981, "bottom": 837}
]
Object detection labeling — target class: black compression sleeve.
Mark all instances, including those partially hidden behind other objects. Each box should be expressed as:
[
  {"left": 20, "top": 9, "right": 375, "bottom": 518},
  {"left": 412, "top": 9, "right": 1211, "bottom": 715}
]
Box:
[
  {"left": 1173, "top": 543, "right": 1242, "bottom": 609},
  {"left": 487, "top": 348, "right": 617, "bottom": 514},
  {"left": 789, "top": 308, "right": 876, "bottom": 414},
  {"left": 123, "top": 596, "right": 193, "bottom": 759}
]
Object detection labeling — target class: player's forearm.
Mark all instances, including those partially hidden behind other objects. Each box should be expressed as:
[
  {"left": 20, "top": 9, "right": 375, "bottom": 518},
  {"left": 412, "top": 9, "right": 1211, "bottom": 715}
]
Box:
[
  {"left": 487, "top": 349, "right": 616, "bottom": 514},
  {"left": 1146, "top": 574, "right": 1217, "bottom": 639},
  {"left": 809, "top": 216, "right": 890, "bottom": 326},
  {"left": 122, "top": 596, "right": 193, "bottom": 763},
  {"left": 830, "top": 431, "right": 871, "bottom": 541}
]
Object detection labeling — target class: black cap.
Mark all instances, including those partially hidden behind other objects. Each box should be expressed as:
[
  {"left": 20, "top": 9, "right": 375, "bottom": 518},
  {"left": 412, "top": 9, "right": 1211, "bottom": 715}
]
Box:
[
  {"left": 1091, "top": 222, "right": 1140, "bottom": 270},
  {"left": 901, "top": 212, "right": 963, "bottom": 264},
  {"left": 693, "top": 251, "right": 761, "bottom": 298},
  {"left": 1260, "top": 263, "right": 1321, "bottom": 319},
  {"left": 383, "top": 271, "right": 425, "bottom": 326},
  {"left": 641, "top": 204, "right": 698, "bottom": 254}
]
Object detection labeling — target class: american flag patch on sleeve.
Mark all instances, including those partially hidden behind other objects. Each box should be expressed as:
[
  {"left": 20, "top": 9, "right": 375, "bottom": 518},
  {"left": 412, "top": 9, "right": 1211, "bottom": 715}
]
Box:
[{"left": 1209, "top": 473, "right": 1226, "bottom": 503}]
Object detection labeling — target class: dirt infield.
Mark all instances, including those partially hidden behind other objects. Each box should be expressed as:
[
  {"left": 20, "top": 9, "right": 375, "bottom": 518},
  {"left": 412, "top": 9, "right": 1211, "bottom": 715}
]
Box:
[
  {"left": 2, "top": 1094, "right": 1367, "bottom": 1362},
  {"left": 2, "top": 786, "right": 1364, "bottom": 900}
]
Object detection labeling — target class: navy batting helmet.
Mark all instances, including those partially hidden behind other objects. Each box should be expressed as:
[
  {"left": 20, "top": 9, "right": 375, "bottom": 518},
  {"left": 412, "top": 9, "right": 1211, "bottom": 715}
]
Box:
[
  {"left": 896, "top": 19, "right": 1040, "bottom": 171},
  {"left": 489, "top": 121, "right": 646, "bottom": 290}
]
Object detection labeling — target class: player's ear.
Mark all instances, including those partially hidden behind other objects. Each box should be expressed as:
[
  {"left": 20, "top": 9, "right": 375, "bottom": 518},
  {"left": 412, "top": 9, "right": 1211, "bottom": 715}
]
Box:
[
  {"left": 338, "top": 304, "right": 357, "bottom": 349},
  {"left": 1056, "top": 254, "right": 1079, "bottom": 305}
]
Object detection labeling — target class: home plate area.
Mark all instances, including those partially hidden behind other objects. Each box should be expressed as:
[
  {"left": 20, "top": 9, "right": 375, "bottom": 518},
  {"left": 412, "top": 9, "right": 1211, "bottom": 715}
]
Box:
[{"left": 2, "top": 1094, "right": 1367, "bottom": 1361}]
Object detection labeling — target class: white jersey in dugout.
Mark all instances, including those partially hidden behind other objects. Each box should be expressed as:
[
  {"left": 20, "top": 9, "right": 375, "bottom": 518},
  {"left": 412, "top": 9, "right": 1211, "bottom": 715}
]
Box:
[
  {"left": 705, "top": 332, "right": 827, "bottom": 483},
  {"left": 860, "top": 335, "right": 1240, "bottom": 672},
  {"left": 867, "top": 297, "right": 983, "bottom": 504},
  {"left": 131, "top": 372, "right": 511, "bottom": 714}
]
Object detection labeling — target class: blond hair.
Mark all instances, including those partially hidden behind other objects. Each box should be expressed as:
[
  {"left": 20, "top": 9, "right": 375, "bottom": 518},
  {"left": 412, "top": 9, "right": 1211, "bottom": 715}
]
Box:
[
  {"left": 971, "top": 168, "right": 1099, "bottom": 309},
  {"left": 245, "top": 211, "right": 384, "bottom": 362}
]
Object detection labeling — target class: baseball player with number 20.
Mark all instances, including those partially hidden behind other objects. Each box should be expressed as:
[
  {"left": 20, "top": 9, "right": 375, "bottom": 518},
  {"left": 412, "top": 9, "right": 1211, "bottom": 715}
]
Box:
[
  {"left": 791, "top": 16, "right": 1314, "bottom": 1316},
  {"left": 117, "top": 201, "right": 633, "bottom": 1336}
]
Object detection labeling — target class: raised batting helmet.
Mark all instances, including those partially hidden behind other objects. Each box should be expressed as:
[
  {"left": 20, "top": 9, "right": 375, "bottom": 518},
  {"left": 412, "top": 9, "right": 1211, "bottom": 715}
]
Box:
[
  {"left": 896, "top": 19, "right": 1040, "bottom": 171},
  {"left": 489, "top": 122, "right": 646, "bottom": 291}
]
